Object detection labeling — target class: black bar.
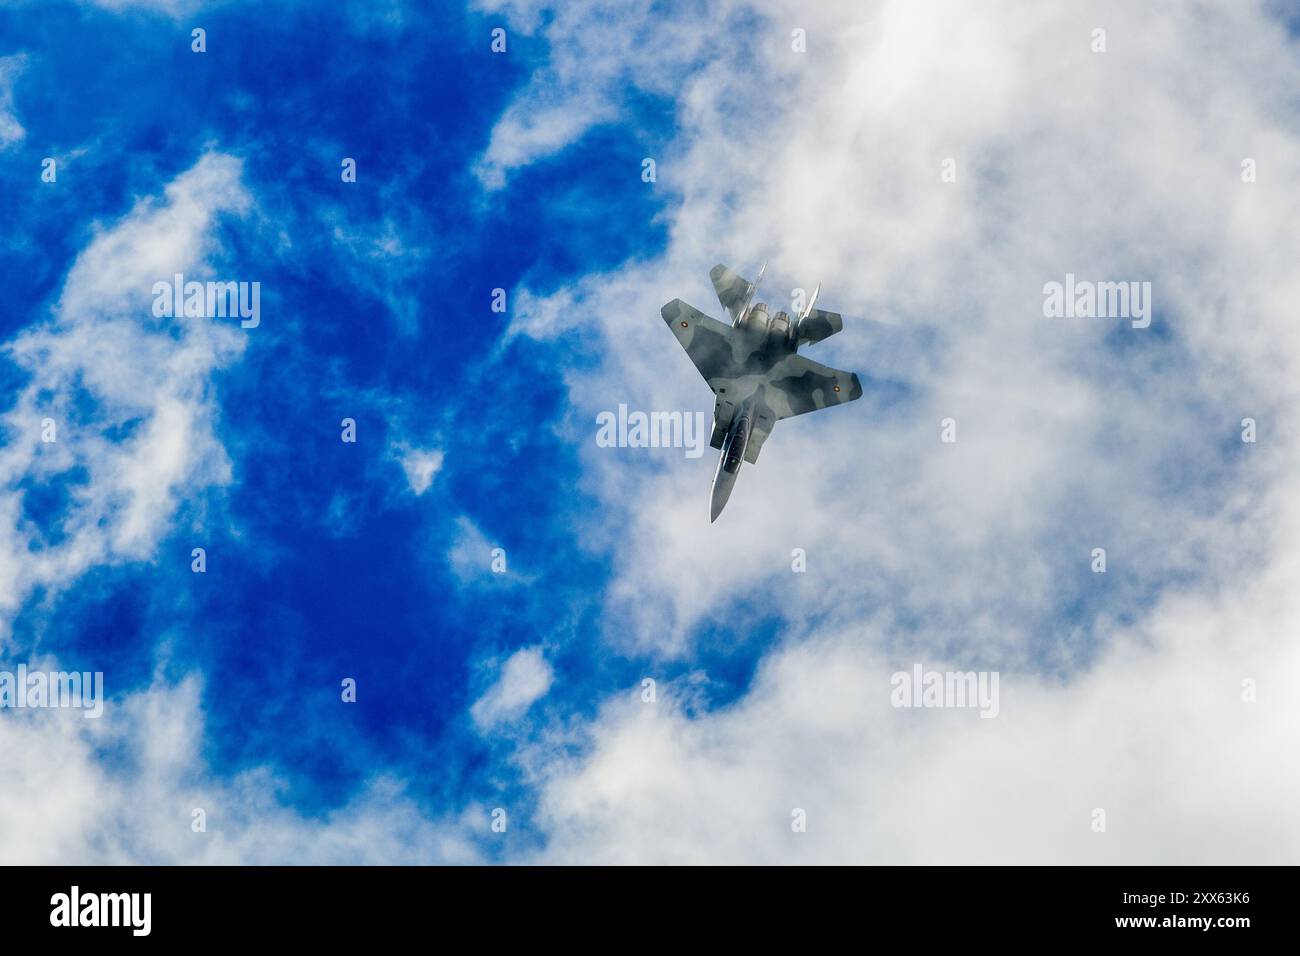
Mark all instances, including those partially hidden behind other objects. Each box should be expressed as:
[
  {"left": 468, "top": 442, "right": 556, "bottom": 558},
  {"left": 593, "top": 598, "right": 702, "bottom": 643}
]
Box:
[{"left": 0, "top": 865, "right": 1287, "bottom": 942}]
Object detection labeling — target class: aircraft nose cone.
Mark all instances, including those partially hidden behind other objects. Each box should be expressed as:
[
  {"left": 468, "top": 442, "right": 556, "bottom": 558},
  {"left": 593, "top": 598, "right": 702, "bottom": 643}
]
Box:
[{"left": 710, "top": 470, "right": 735, "bottom": 522}]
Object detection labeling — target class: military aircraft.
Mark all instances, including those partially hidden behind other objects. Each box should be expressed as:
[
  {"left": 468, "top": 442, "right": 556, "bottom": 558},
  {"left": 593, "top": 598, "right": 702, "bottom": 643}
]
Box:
[{"left": 661, "top": 264, "right": 863, "bottom": 521}]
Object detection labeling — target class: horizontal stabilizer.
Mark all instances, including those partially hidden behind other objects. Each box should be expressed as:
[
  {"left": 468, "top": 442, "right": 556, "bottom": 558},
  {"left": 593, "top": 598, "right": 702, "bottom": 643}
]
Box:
[
  {"left": 797, "top": 308, "right": 843, "bottom": 346},
  {"left": 710, "top": 264, "right": 754, "bottom": 324}
]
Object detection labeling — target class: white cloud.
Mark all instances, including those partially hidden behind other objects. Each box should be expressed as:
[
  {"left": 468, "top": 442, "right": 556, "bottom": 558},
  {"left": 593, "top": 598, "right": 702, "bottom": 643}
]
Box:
[
  {"left": 393, "top": 445, "right": 444, "bottom": 495},
  {"left": 524, "top": 568, "right": 1300, "bottom": 863},
  {"left": 471, "top": 646, "right": 554, "bottom": 731},
  {"left": 485, "top": 0, "right": 1300, "bottom": 861},
  {"left": 0, "top": 670, "right": 479, "bottom": 864}
]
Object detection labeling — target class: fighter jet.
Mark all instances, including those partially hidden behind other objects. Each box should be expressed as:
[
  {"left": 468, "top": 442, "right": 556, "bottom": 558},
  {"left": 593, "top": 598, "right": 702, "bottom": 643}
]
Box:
[{"left": 662, "top": 264, "right": 863, "bottom": 521}]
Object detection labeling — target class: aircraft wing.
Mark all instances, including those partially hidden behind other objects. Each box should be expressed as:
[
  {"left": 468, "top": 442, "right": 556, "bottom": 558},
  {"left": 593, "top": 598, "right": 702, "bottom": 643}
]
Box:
[
  {"left": 769, "top": 354, "right": 863, "bottom": 420},
  {"left": 661, "top": 298, "right": 734, "bottom": 388}
]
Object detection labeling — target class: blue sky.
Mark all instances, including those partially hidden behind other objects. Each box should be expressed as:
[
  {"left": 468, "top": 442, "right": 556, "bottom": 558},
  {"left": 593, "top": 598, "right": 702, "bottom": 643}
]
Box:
[
  {"left": 2, "top": 0, "right": 1299, "bottom": 864},
  {"left": 0, "top": 0, "right": 684, "bottom": 854}
]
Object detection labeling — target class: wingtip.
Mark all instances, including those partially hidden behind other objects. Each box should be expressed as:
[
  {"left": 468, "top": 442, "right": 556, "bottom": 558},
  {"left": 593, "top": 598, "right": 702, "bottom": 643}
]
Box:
[{"left": 849, "top": 373, "right": 863, "bottom": 401}]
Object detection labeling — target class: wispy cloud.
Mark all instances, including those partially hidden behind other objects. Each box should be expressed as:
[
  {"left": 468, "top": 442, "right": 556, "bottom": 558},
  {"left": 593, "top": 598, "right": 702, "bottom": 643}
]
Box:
[
  {"left": 0, "top": 54, "right": 26, "bottom": 149},
  {"left": 446, "top": 514, "right": 534, "bottom": 587},
  {"left": 0, "top": 153, "right": 251, "bottom": 633},
  {"left": 472, "top": 0, "right": 749, "bottom": 189}
]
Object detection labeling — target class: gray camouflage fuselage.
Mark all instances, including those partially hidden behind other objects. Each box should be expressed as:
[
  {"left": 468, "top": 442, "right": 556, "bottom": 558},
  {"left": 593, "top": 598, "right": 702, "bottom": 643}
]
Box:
[{"left": 662, "top": 264, "right": 863, "bottom": 521}]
